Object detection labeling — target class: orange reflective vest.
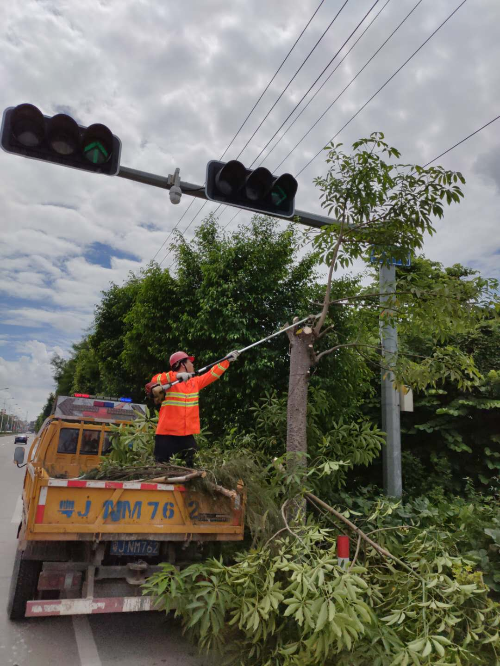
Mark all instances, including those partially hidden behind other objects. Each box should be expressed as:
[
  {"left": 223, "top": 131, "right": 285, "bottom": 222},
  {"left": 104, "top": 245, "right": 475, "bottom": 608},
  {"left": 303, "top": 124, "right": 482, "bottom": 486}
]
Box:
[{"left": 151, "top": 360, "right": 229, "bottom": 436}]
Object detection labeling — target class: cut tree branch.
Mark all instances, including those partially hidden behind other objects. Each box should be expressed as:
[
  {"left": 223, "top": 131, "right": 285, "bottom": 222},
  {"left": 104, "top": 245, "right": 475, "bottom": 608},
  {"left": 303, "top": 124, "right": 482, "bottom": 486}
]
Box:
[
  {"left": 317, "top": 324, "right": 336, "bottom": 340},
  {"left": 151, "top": 470, "right": 206, "bottom": 483},
  {"left": 315, "top": 342, "right": 384, "bottom": 363},
  {"left": 305, "top": 492, "right": 418, "bottom": 578}
]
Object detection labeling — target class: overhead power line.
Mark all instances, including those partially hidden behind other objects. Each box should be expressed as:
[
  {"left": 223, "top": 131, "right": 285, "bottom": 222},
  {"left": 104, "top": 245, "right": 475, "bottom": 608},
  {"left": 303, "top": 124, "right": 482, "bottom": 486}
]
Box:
[
  {"left": 248, "top": 0, "right": 384, "bottom": 169},
  {"left": 150, "top": 197, "right": 197, "bottom": 263},
  {"left": 235, "top": 0, "right": 352, "bottom": 162},
  {"left": 294, "top": 0, "right": 468, "bottom": 179},
  {"left": 223, "top": 209, "right": 242, "bottom": 232},
  {"left": 423, "top": 114, "right": 500, "bottom": 167},
  {"left": 219, "top": 0, "right": 327, "bottom": 161},
  {"left": 159, "top": 200, "right": 210, "bottom": 267},
  {"left": 257, "top": 0, "right": 392, "bottom": 169},
  {"left": 272, "top": 0, "right": 425, "bottom": 172}
]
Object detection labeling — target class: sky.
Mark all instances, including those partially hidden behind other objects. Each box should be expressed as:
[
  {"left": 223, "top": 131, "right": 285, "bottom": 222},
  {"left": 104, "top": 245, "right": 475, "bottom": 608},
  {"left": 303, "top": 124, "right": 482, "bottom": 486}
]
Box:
[{"left": 1, "top": 0, "right": 499, "bottom": 422}]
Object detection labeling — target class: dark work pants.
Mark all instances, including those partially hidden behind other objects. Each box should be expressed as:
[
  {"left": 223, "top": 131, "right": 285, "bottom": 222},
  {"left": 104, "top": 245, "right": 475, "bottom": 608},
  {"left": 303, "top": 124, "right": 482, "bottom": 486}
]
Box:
[{"left": 154, "top": 434, "right": 197, "bottom": 468}]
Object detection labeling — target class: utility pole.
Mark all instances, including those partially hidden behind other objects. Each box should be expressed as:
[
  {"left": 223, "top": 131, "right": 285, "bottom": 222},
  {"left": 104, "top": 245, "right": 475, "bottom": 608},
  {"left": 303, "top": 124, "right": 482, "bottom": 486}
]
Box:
[
  {"left": 379, "top": 263, "right": 402, "bottom": 499},
  {"left": 0, "top": 389, "right": 9, "bottom": 432}
]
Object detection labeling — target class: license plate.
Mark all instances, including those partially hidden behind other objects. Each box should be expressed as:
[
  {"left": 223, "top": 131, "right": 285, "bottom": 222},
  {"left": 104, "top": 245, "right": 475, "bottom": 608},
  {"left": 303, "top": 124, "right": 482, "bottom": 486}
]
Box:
[{"left": 110, "top": 540, "right": 160, "bottom": 556}]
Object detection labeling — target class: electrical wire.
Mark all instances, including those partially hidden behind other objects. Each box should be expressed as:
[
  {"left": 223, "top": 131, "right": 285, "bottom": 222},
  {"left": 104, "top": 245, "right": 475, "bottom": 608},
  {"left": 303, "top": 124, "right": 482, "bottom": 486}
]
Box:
[
  {"left": 256, "top": 0, "right": 392, "bottom": 168},
  {"left": 273, "top": 0, "right": 426, "bottom": 173},
  {"left": 159, "top": 200, "right": 210, "bottom": 267},
  {"left": 150, "top": 197, "right": 197, "bottom": 263},
  {"left": 219, "top": 0, "right": 327, "bottom": 161},
  {"left": 294, "top": 0, "right": 468, "bottom": 178},
  {"left": 423, "top": 114, "right": 500, "bottom": 167},
  {"left": 235, "top": 0, "right": 352, "bottom": 162},
  {"left": 222, "top": 209, "right": 242, "bottom": 231},
  {"left": 248, "top": 0, "right": 384, "bottom": 169}
]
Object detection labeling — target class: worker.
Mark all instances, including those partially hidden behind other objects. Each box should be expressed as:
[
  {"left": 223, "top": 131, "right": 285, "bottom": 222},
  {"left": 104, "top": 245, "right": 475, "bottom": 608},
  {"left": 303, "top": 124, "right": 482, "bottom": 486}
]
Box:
[{"left": 145, "top": 350, "right": 239, "bottom": 466}]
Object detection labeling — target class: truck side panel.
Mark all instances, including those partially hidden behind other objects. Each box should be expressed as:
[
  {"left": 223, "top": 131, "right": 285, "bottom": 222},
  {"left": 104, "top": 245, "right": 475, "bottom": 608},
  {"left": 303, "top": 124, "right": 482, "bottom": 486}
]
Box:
[{"left": 27, "top": 479, "right": 244, "bottom": 538}]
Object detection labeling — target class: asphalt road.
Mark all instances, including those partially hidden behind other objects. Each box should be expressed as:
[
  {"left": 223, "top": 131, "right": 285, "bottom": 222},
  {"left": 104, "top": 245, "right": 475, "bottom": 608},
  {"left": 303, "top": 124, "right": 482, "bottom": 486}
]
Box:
[{"left": 0, "top": 433, "right": 213, "bottom": 666}]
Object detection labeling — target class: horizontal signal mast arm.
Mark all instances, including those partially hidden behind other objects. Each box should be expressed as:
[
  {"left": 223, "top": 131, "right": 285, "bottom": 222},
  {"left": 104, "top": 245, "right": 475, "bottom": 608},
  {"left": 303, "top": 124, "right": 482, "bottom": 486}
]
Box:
[{"left": 117, "top": 165, "right": 338, "bottom": 230}]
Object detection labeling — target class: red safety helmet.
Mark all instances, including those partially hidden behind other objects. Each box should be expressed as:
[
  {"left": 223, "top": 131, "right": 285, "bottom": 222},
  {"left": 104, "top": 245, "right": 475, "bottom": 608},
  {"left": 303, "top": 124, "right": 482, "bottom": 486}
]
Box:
[{"left": 169, "top": 351, "right": 195, "bottom": 368}]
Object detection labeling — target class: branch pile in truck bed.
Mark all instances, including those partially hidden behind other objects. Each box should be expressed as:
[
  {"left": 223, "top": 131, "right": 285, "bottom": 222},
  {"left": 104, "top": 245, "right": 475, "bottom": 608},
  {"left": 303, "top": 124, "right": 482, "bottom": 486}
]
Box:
[
  {"left": 80, "top": 461, "right": 239, "bottom": 498},
  {"left": 81, "top": 462, "right": 204, "bottom": 483}
]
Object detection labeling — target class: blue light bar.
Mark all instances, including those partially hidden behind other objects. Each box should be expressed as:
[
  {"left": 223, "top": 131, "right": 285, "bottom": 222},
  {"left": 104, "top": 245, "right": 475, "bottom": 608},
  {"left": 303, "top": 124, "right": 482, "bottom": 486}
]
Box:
[{"left": 119, "top": 397, "right": 133, "bottom": 403}]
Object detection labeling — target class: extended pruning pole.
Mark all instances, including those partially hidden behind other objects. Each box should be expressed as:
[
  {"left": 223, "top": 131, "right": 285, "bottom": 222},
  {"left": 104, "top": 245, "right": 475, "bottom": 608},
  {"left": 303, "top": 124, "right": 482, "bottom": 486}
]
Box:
[
  {"left": 196, "top": 313, "right": 321, "bottom": 374},
  {"left": 160, "top": 313, "right": 321, "bottom": 391}
]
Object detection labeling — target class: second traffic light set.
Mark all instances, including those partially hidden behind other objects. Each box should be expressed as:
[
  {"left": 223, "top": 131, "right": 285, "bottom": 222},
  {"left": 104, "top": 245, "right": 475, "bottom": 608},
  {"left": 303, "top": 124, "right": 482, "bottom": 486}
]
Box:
[
  {"left": 1, "top": 103, "right": 121, "bottom": 176},
  {"left": 206, "top": 160, "right": 298, "bottom": 218}
]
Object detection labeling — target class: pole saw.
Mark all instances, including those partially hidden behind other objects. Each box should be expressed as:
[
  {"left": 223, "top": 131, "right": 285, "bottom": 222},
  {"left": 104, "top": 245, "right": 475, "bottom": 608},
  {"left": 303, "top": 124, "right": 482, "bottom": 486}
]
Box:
[{"left": 153, "top": 312, "right": 320, "bottom": 395}]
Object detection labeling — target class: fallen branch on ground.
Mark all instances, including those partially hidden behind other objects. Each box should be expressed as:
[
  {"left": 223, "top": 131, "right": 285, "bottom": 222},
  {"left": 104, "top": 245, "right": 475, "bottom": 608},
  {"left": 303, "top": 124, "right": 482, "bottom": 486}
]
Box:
[{"left": 305, "top": 491, "right": 418, "bottom": 579}]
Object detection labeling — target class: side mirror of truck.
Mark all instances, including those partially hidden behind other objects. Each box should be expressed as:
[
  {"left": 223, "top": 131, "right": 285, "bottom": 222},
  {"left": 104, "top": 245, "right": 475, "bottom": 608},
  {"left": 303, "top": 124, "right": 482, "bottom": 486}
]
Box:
[{"left": 14, "top": 447, "right": 25, "bottom": 467}]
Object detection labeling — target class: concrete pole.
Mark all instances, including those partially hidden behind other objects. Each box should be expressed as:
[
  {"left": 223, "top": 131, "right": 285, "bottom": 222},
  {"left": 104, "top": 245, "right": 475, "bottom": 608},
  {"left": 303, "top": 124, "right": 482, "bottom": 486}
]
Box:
[
  {"left": 0, "top": 396, "right": 7, "bottom": 432},
  {"left": 379, "top": 263, "right": 402, "bottom": 499}
]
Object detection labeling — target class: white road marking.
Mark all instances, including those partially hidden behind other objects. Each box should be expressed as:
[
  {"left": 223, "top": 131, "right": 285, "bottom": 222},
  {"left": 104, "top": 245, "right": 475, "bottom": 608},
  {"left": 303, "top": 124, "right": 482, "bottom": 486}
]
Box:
[
  {"left": 11, "top": 495, "right": 22, "bottom": 524},
  {"left": 72, "top": 616, "right": 102, "bottom": 666}
]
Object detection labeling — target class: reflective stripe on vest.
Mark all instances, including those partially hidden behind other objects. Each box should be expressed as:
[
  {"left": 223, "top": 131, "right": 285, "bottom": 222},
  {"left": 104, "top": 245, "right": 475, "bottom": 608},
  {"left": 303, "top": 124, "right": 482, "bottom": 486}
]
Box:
[{"left": 161, "top": 391, "right": 199, "bottom": 407}]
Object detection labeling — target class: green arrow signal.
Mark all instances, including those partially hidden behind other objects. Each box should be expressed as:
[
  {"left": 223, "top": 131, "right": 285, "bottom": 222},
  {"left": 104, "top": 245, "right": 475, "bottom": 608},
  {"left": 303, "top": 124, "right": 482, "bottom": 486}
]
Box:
[
  {"left": 83, "top": 140, "right": 109, "bottom": 164},
  {"left": 271, "top": 185, "right": 287, "bottom": 206}
]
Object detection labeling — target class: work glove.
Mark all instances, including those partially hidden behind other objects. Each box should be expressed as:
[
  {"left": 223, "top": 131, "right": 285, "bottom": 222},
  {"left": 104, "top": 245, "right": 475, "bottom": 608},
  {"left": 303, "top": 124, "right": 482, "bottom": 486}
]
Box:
[
  {"left": 152, "top": 385, "right": 166, "bottom": 405},
  {"left": 145, "top": 381, "right": 159, "bottom": 395},
  {"left": 145, "top": 382, "right": 165, "bottom": 406},
  {"left": 226, "top": 350, "right": 240, "bottom": 363},
  {"left": 176, "top": 372, "right": 195, "bottom": 383}
]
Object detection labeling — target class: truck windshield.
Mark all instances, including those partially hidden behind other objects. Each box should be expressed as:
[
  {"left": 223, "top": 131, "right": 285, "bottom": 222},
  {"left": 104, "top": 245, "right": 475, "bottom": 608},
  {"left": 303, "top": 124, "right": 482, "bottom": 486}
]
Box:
[{"left": 58, "top": 428, "right": 79, "bottom": 454}]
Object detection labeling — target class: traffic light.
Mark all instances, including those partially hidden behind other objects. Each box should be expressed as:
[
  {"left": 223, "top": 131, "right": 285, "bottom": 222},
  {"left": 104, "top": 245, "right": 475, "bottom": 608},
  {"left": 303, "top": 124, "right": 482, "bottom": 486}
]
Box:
[
  {"left": 1, "top": 103, "right": 121, "bottom": 176},
  {"left": 205, "top": 160, "right": 298, "bottom": 217}
]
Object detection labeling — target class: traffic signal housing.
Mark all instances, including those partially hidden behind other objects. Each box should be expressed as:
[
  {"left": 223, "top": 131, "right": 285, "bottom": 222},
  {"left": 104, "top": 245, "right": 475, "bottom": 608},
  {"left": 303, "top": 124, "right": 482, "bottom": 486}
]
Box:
[
  {"left": 1, "top": 104, "right": 121, "bottom": 176},
  {"left": 205, "top": 160, "right": 298, "bottom": 217}
]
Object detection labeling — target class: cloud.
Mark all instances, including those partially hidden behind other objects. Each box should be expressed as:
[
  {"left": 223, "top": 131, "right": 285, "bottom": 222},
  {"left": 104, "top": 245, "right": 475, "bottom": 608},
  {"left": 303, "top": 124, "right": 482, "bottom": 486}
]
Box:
[
  {"left": 473, "top": 144, "right": 500, "bottom": 193},
  {"left": 1, "top": 0, "right": 500, "bottom": 415},
  {"left": 2, "top": 307, "right": 91, "bottom": 334},
  {"left": 0, "top": 340, "right": 65, "bottom": 421}
]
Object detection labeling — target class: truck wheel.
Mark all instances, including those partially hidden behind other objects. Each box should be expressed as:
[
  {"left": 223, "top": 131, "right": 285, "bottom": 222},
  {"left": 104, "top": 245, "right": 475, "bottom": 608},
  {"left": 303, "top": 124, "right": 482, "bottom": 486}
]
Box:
[{"left": 7, "top": 550, "right": 42, "bottom": 621}]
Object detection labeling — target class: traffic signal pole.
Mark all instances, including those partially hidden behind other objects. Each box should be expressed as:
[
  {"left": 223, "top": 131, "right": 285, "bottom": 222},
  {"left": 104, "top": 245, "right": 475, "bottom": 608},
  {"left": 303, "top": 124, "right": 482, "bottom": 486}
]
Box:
[{"left": 117, "top": 166, "right": 334, "bottom": 230}]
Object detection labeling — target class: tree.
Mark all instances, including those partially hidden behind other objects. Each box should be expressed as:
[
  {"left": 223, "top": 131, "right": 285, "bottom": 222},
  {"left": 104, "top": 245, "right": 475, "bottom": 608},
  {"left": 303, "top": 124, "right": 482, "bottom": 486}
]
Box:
[
  {"left": 66, "top": 215, "right": 372, "bottom": 437},
  {"left": 122, "top": 214, "right": 321, "bottom": 436},
  {"left": 284, "top": 133, "right": 496, "bottom": 475},
  {"left": 34, "top": 392, "right": 55, "bottom": 432},
  {"left": 396, "top": 264, "right": 500, "bottom": 492},
  {"left": 344, "top": 259, "right": 500, "bottom": 493},
  {"left": 90, "top": 277, "right": 142, "bottom": 398},
  {"left": 51, "top": 351, "right": 77, "bottom": 395}
]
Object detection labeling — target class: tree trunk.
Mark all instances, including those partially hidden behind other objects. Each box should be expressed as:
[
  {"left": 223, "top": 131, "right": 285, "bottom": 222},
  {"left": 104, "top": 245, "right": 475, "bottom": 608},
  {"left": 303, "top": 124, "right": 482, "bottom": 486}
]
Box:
[{"left": 286, "top": 326, "right": 315, "bottom": 465}]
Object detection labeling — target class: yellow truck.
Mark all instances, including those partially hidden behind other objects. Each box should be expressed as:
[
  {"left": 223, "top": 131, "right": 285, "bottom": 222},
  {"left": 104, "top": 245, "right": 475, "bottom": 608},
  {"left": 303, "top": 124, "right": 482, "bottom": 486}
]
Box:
[{"left": 8, "top": 395, "right": 245, "bottom": 620}]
